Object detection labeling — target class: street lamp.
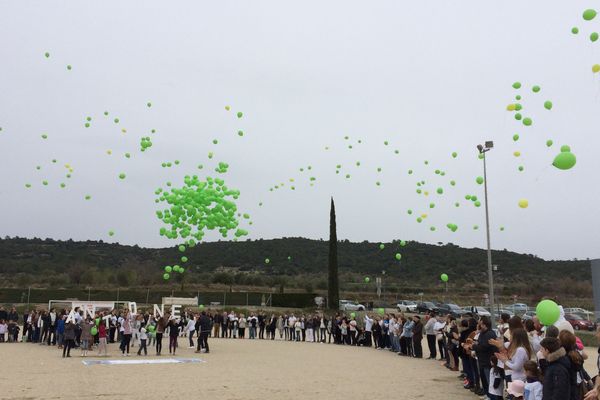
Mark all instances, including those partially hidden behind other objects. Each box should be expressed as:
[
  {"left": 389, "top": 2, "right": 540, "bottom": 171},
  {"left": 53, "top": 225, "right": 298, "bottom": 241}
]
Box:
[{"left": 477, "top": 141, "right": 496, "bottom": 325}]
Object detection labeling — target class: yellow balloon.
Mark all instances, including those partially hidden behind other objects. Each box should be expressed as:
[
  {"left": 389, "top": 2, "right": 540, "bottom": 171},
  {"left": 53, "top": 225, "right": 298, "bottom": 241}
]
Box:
[
  {"left": 225, "top": 105, "right": 231, "bottom": 111},
  {"left": 518, "top": 199, "right": 529, "bottom": 209},
  {"left": 106, "top": 150, "right": 112, "bottom": 155},
  {"left": 424, "top": 191, "right": 429, "bottom": 196},
  {"left": 513, "top": 151, "right": 521, "bottom": 157},
  {"left": 506, "top": 104, "right": 516, "bottom": 111},
  {"left": 593, "top": 64, "right": 600, "bottom": 73},
  {"left": 421, "top": 213, "right": 428, "bottom": 218}
]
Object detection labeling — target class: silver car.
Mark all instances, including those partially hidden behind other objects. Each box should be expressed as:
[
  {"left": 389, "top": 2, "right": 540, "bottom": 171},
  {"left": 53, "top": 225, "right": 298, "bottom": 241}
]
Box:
[{"left": 397, "top": 300, "right": 417, "bottom": 312}]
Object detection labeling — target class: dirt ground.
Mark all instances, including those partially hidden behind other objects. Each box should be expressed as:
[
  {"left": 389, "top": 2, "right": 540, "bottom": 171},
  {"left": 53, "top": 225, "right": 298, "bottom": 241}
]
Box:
[{"left": 1, "top": 336, "right": 478, "bottom": 400}]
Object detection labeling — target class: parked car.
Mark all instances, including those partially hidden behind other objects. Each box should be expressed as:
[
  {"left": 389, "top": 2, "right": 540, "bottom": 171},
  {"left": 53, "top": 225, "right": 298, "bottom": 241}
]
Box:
[
  {"left": 471, "top": 306, "right": 491, "bottom": 317},
  {"left": 565, "top": 313, "right": 595, "bottom": 331},
  {"left": 521, "top": 311, "right": 537, "bottom": 321},
  {"left": 397, "top": 300, "right": 418, "bottom": 312},
  {"left": 416, "top": 302, "right": 438, "bottom": 314},
  {"left": 564, "top": 307, "right": 594, "bottom": 320},
  {"left": 505, "top": 303, "right": 529, "bottom": 315},
  {"left": 437, "top": 303, "right": 465, "bottom": 318},
  {"left": 339, "top": 300, "right": 365, "bottom": 311}
]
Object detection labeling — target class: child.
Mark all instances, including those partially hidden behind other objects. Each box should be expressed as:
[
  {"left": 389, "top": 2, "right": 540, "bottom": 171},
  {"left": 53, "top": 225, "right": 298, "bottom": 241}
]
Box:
[
  {"left": 97, "top": 320, "right": 108, "bottom": 357},
  {"left": 80, "top": 317, "right": 93, "bottom": 357},
  {"left": 8, "top": 321, "right": 19, "bottom": 342},
  {"left": 0, "top": 320, "right": 7, "bottom": 342},
  {"left": 168, "top": 317, "right": 179, "bottom": 355},
  {"left": 523, "top": 360, "right": 543, "bottom": 400},
  {"left": 489, "top": 355, "right": 505, "bottom": 400},
  {"left": 137, "top": 324, "right": 148, "bottom": 356},
  {"left": 507, "top": 380, "right": 525, "bottom": 400}
]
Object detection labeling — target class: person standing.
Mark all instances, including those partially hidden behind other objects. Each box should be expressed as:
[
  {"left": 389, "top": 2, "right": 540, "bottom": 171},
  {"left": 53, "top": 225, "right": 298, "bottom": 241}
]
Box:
[
  {"left": 62, "top": 321, "right": 75, "bottom": 358},
  {"left": 258, "top": 313, "right": 266, "bottom": 339},
  {"left": 97, "top": 319, "right": 108, "bottom": 356},
  {"left": 277, "top": 315, "right": 284, "bottom": 339},
  {"left": 186, "top": 314, "right": 196, "bottom": 348},
  {"left": 471, "top": 316, "right": 497, "bottom": 399},
  {"left": 540, "top": 337, "right": 571, "bottom": 400},
  {"left": 155, "top": 314, "right": 167, "bottom": 355},
  {"left": 412, "top": 315, "right": 423, "bottom": 358},
  {"left": 424, "top": 312, "right": 437, "bottom": 359},
  {"left": 137, "top": 324, "right": 148, "bottom": 356},
  {"left": 213, "top": 312, "right": 222, "bottom": 339},
  {"left": 167, "top": 317, "right": 179, "bottom": 355},
  {"left": 196, "top": 311, "right": 211, "bottom": 353}
]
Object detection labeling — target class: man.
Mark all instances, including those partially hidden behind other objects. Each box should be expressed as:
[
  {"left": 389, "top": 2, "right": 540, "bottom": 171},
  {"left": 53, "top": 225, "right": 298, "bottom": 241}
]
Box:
[
  {"left": 196, "top": 311, "right": 211, "bottom": 353},
  {"left": 288, "top": 314, "right": 296, "bottom": 341},
  {"left": 47, "top": 308, "right": 57, "bottom": 345},
  {"left": 424, "top": 312, "right": 437, "bottom": 359},
  {"left": 363, "top": 314, "right": 373, "bottom": 347},
  {"left": 412, "top": 315, "right": 423, "bottom": 358},
  {"left": 471, "top": 316, "right": 497, "bottom": 398},
  {"left": 212, "top": 312, "right": 222, "bottom": 338},
  {"left": 7, "top": 307, "right": 18, "bottom": 324},
  {"left": 258, "top": 313, "right": 265, "bottom": 339}
]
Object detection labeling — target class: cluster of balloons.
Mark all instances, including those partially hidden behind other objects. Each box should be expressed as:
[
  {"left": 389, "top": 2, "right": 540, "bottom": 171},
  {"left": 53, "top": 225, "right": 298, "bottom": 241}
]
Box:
[
  {"left": 156, "top": 175, "right": 248, "bottom": 245},
  {"left": 552, "top": 145, "right": 576, "bottom": 170},
  {"left": 215, "top": 162, "right": 229, "bottom": 174},
  {"left": 140, "top": 137, "right": 153, "bottom": 152},
  {"left": 163, "top": 264, "right": 185, "bottom": 280}
]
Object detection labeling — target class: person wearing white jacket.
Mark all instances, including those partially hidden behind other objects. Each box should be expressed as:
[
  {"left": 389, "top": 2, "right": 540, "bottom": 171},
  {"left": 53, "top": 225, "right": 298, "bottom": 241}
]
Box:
[
  {"left": 364, "top": 315, "right": 373, "bottom": 347},
  {"left": 187, "top": 316, "right": 196, "bottom": 348}
]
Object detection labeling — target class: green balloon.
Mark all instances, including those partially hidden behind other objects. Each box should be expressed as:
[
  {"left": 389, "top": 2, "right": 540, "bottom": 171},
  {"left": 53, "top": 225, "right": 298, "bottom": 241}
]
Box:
[
  {"left": 199, "top": 304, "right": 205, "bottom": 310},
  {"left": 379, "top": 244, "right": 385, "bottom": 250},
  {"left": 450, "top": 180, "right": 456, "bottom": 186},
  {"left": 591, "top": 32, "right": 599, "bottom": 42},
  {"left": 395, "top": 253, "right": 401, "bottom": 260},
  {"left": 512, "top": 82, "right": 521, "bottom": 89},
  {"left": 407, "top": 210, "right": 412, "bottom": 215},
  {"left": 45, "top": 52, "right": 50, "bottom": 58},
  {"left": 108, "top": 230, "right": 115, "bottom": 236},
  {"left": 515, "top": 113, "right": 522, "bottom": 121},
  {"left": 163, "top": 273, "right": 170, "bottom": 280},
  {"left": 522, "top": 117, "right": 532, "bottom": 126},
  {"left": 583, "top": 9, "right": 597, "bottom": 21},
  {"left": 429, "top": 203, "right": 435, "bottom": 208},
  {"left": 165, "top": 266, "right": 172, "bottom": 273},
  {"left": 91, "top": 327, "right": 98, "bottom": 336},
  {"left": 377, "top": 308, "right": 385, "bottom": 316},
  {"left": 518, "top": 165, "right": 524, "bottom": 172},
  {"left": 536, "top": 299, "right": 560, "bottom": 325},
  {"left": 452, "top": 152, "right": 457, "bottom": 158},
  {"left": 546, "top": 140, "right": 553, "bottom": 147},
  {"left": 560, "top": 145, "right": 571, "bottom": 152},
  {"left": 474, "top": 201, "right": 481, "bottom": 207},
  {"left": 436, "top": 187, "right": 443, "bottom": 194},
  {"left": 178, "top": 245, "right": 186, "bottom": 252},
  {"left": 265, "top": 258, "right": 270, "bottom": 264},
  {"left": 147, "top": 325, "right": 155, "bottom": 332},
  {"left": 118, "top": 173, "right": 126, "bottom": 180},
  {"left": 552, "top": 152, "right": 576, "bottom": 170},
  {"left": 473, "top": 225, "right": 479, "bottom": 230},
  {"left": 476, "top": 176, "right": 484, "bottom": 185},
  {"left": 67, "top": 65, "right": 72, "bottom": 70},
  {"left": 237, "top": 112, "right": 243, "bottom": 118},
  {"left": 571, "top": 26, "right": 579, "bottom": 34},
  {"left": 513, "top": 134, "right": 519, "bottom": 141},
  {"left": 416, "top": 217, "right": 422, "bottom": 223},
  {"left": 181, "top": 256, "right": 188, "bottom": 262},
  {"left": 440, "top": 273, "right": 449, "bottom": 282},
  {"left": 350, "top": 312, "right": 356, "bottom": 318},
  {"left": 544, "top": 101, "right": 553, "bottom": 110},
  {"left": 364, "top": 277, "right": 370, "bottom": 283},
  {"left": 532, "top": 85, "right": 541, "bottom": 93}
]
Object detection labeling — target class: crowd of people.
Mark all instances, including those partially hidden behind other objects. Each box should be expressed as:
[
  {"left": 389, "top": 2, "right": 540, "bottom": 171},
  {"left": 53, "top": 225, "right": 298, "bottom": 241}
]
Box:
[{"left": 2, "top": 303, "right": 600, "bottom": 399}]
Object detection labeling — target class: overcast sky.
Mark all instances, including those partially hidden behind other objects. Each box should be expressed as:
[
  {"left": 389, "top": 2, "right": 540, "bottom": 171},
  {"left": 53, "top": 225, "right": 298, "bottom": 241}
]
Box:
[{"left": 1, "top": 1, "right": 599, "bottom": 260}]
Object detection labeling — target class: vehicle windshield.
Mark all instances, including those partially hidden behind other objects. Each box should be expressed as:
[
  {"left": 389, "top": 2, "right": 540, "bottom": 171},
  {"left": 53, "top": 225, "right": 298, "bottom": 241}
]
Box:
[{"left": 568, "top": 314, "right": 583, "bottom": 320}]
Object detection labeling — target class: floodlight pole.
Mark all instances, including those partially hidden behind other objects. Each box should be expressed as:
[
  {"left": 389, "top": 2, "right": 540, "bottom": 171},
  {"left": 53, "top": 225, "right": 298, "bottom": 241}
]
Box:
[{"left": 479, "top": 145, "right": 496, "bottom": 325}]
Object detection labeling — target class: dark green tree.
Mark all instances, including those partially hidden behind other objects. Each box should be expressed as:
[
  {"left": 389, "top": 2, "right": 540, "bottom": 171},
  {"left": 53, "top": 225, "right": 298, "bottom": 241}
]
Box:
[{"left": 328, "top": 198, "right": 339, "bottom": 309}]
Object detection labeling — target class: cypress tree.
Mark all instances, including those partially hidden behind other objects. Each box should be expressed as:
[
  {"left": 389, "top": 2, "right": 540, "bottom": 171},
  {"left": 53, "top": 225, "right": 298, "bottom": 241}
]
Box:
[{"left": 328, "top": 197, "right": 339, "bottom": 309}]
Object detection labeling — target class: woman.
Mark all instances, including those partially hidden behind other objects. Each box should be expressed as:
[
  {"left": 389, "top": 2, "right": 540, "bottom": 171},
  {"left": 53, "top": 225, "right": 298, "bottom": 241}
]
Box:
[
  {"left": 496, "top": 328, "right": 533, "bottom": 384},
  {"left": 97, "top": 318, "right": 108, "bottom": 356},
  {"left": 167, "top": 317, "right": 179, "bottom": 355},
  {"left": 559, "top": 330, "right": 589, "bottom": 399},
  {"left": 238, "top": 314, "right": 247, "bottom": 339},
  {"left": 155, "top": 314, "right": 167, "bottom": 356},
  {"left": 120, "top": 310, "right": 133, "bottom": 356},
  {"left": 459, "top": 318, "right": 476, "bottom": 389},
  {"left": 80, "top": 317, "right": 93, "bottom": 357},
  {"left": 62, "top": 321, "right": 75, "bottom": 358}
]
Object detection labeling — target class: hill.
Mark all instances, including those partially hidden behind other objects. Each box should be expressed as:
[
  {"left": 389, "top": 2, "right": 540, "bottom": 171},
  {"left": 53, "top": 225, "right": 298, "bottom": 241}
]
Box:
[{"left": 0, "top": 236, "right": 591, "bottom": 305}]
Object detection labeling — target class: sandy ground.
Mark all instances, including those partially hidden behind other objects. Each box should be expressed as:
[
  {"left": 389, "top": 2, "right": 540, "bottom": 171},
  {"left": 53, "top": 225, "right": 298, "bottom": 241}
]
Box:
[{"left": 1, "top": 336, "right": 479, "bottom": 400}]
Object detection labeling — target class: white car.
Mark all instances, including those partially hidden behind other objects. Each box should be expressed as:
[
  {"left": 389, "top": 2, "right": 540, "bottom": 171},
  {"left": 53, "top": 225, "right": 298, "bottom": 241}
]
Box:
[
  {"left": 564, "top": 307, "right": 594, "bottom": 320},
  {"left": 396, "top": 300, "right": 417, "bottom": 312},
  {"left": 339, "top": 300, "right": 366, "bottom": 311}
]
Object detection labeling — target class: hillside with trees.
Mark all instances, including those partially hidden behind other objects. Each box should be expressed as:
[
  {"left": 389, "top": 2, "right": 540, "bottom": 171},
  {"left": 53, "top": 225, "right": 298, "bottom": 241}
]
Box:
[{"left": 0, "top": 236, "right": 591, "bottom": 305}]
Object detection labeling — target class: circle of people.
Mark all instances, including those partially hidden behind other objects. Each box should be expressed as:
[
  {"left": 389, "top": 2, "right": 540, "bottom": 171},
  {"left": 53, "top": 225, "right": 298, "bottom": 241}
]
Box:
[{"left": 1, "top": 304, "right": 599, "bottom": 400}]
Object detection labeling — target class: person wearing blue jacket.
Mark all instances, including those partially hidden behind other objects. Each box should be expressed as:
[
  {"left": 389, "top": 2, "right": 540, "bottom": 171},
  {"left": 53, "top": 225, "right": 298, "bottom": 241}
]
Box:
[{"left": 56, "top": 315, "right": 65, "bottom": 349}]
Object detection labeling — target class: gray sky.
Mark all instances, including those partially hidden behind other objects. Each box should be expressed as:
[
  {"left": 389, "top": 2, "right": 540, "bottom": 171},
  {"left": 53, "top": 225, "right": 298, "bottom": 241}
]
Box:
[{"left": 1, "top": 1, "right": 599, "bottom": 260}]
